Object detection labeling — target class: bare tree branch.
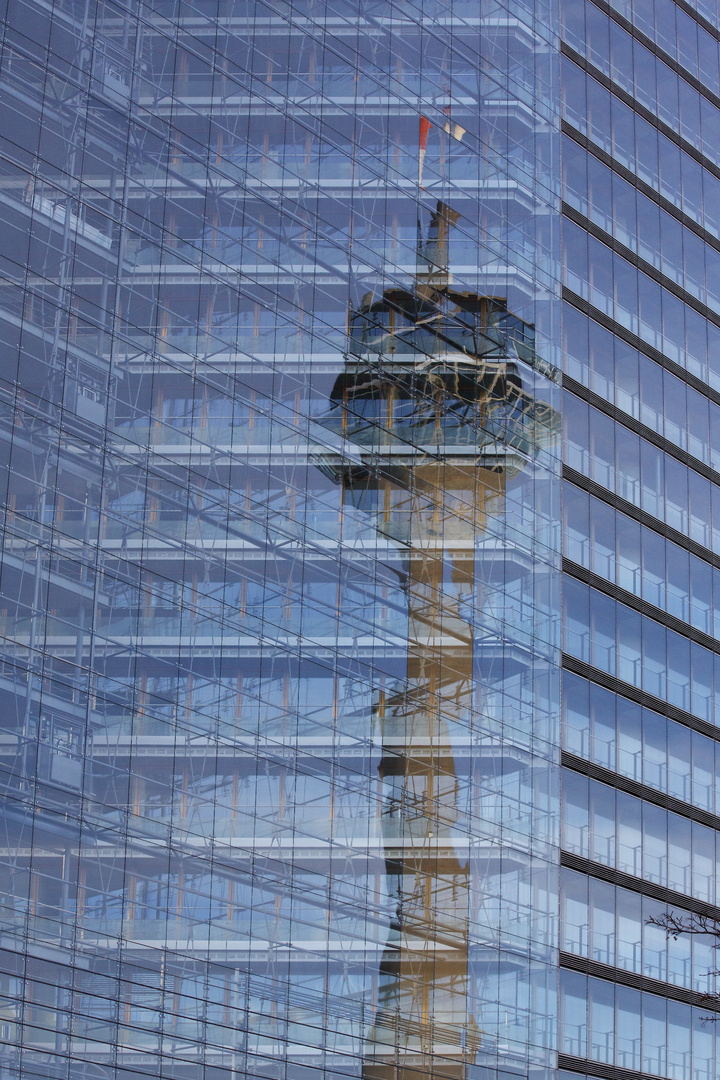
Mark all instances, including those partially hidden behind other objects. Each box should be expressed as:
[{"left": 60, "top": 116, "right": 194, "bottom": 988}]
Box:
[
  {"left": 649, "top": 911, "right": 720, "bottom": 1016},
  {"left": 649, "top": 911, "right": 720, "bottom": 940}
]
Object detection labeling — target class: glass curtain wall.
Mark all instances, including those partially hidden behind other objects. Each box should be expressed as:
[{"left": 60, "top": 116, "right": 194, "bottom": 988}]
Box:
[
  {"left": 0, "top": 1, "right": 561, "bottom": 1079},
  {"left": 559, "top": 2, "right": 720, "bottom": 1079}
]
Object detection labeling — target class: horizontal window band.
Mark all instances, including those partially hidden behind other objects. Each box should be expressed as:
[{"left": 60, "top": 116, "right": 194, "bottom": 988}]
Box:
[
  {"left": 562, "top": 465, "right": 720, "bottom": 573},
  {"left": 561, "top": 651, "right": 720, "bottom": 742},
  {"left": 561, "top": 43, "right": 720, "bottom": 184},
  {"left": 560, "top": 850, "right": 720, "bottom": 922},
  {"left": 561, "top": 750, "right": 720, "bottom": 831},
  {"left": 560, "top": 950, "right": 720, "bottom": 1011},
  {"left": 562, "top": 376, "right": 720, "bottom": 487},
  {"left": 562, "top": 289, "right": 720, "bottom": 409},
  {"left": 654, "top": 0, "right": 720, "bottom": 43},
  {"left": 559, "top": 1053, "right": 705, "bottom": 1080},
  {"left": 563, "top": 203, "right": 720, "bottom": 332},
  {"left": 676, "top": 2, "right": 720, "bottom": 42},
  {"left": 562, "top": 557, "right": 720, "bottom": 656},
  {"left": 671, "top": 0, "right": 720, "bottom": 41},
  {"left": 585, "top": 0, "right": 720, "bottom": 107},
  {"left": 561, "top": 122, "right": 720, "bottom": 256}
]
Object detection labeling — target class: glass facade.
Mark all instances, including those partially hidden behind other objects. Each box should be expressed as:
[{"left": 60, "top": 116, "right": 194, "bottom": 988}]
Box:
[
  {"left": 0, "top": 2, "right": 561, "bottom": 1080},
  {"left": 560, "top": 3, "right": 720, "bottom": 1080},
  {"left": 2, "top": 0, "right": 719, "bottom": 1078}
]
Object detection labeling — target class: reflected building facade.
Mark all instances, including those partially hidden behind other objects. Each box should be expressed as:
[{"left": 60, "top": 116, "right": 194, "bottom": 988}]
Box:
[
  {"left": 0, "top": 1, "right": 717, "bottom": 1080},
  {"left": 0, "top": 2, "right": 561, "bottom": 1078}
]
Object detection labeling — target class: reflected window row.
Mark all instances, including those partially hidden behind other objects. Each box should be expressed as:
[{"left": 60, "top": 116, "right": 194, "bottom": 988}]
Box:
[
  {"left": 563, "top": 0, "right": 720, "bottom": 86},
  {"left": 684, "top": 0, "right": 720, "bottom": 24},
  {"left": 0, "top": 941, "right": 557, "bottom": 1066},
  {"left": 560, "top": 1072, "right": 612, "bottom": 1080},
  {"left": 563, "top": 217, "right": 720, "bottom": 390},
  {"left": 564, "top": 576, "right": 720, "bottom": 724},
  {"left": 564, "top": 483, "right": 720, "bottom": 639},
  {"left": 0, "top": 946, "right": 372, "bottom": 1061},
  {"left": 562, "top": 58, "right": 720, "bottom": 244},
  {"left": 561, "top": 0, "right": 720, "bottom": 165},
  {"left": 563, "top": 669, "right": 720, "bottom": 813},
  {"left": 560, "top": 969, "right": 718, "bottom": 1079},
  {"left": 578, "top": 0, "right": 720, "bottom": 85},
  {"left": 563, "top": 135, "right": 720, "bottom": 320},
  {"left": 561, "top": 866, "right": 718, "bottom": 993},
  {"left": 562, "top": 769, "right": 719, "bottom": 903},
  {"left": 562, "top": 304, "right": 720, "bottom": 471},
  {"left": 564, "top": 390, "right": 720, "bottom": 553}
]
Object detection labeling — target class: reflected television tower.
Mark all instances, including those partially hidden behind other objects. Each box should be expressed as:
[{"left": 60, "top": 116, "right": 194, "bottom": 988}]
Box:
[{"left": 320, "top": 200, "right": 557, "bottom": 1080}]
